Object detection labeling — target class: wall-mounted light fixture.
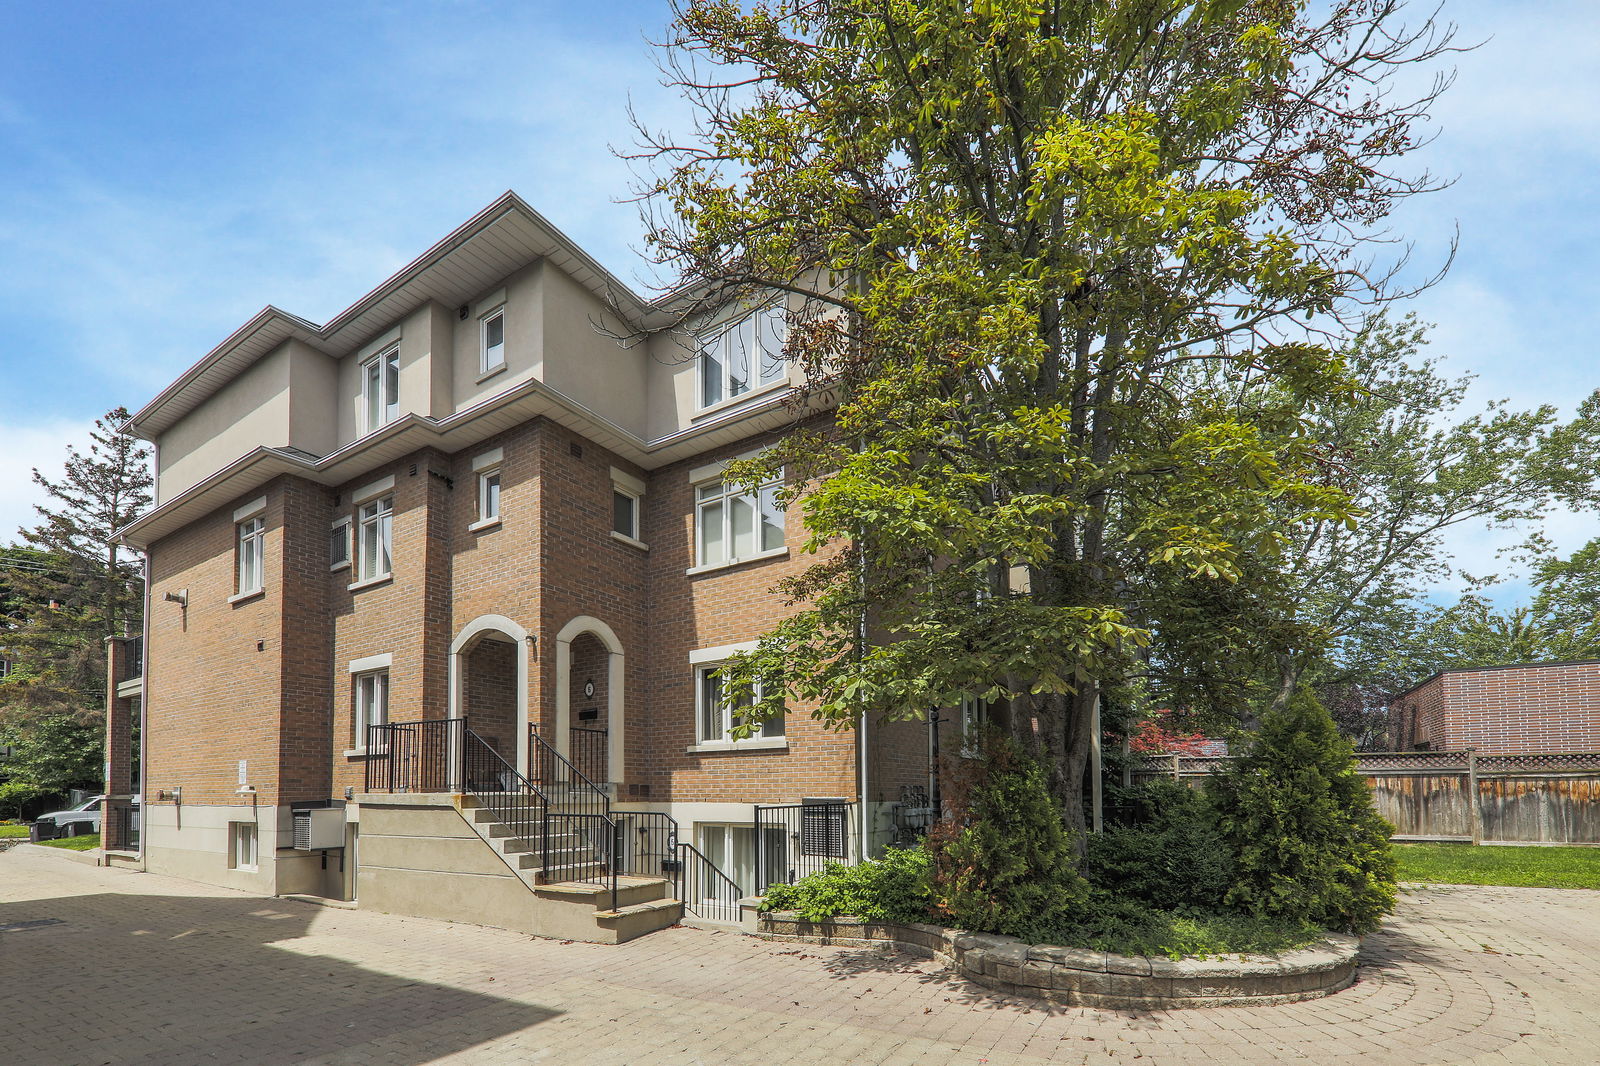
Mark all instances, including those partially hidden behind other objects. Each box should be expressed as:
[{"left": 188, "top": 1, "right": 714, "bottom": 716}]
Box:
[{"left": 163, "top": 588, "right": 189, "bottom": 607}]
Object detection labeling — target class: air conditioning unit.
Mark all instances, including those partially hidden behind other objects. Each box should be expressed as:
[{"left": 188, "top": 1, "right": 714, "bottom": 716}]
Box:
[{"left": 292, "top": 807, "right": 345, "bottom": 850}]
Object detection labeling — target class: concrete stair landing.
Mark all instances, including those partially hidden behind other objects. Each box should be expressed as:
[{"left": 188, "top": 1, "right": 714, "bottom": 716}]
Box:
[{"left": 351, "top": 792, "right": 683, "bottom": 944}]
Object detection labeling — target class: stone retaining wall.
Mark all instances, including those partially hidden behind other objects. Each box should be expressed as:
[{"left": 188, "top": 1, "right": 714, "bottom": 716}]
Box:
[{"left": 756, "top": 912, "right": 1360, "bottom": 1008}]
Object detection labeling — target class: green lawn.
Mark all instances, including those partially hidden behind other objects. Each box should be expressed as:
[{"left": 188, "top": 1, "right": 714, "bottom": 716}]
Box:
[
  {"left": 38, "top": 832, "right": 100, "bottom": 851},
  {"left": 1396, "top": 843, "right": 1600, "bottom": 890},
  {"left": 0, "top": 824, "right": 30, "bottom": 838}
]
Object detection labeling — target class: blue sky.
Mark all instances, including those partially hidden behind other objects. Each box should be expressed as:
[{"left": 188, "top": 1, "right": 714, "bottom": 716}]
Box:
[{"left": 1, "top": 1, "right": 1595, "bottom": 606}]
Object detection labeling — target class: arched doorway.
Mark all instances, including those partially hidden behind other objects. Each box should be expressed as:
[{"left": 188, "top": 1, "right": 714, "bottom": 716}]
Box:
[
  {"left": 449, "top": 615, "right": 531, "bottom": 776},
  {"left": 554, "top": 616, "right": 624, "bottom": 788}
]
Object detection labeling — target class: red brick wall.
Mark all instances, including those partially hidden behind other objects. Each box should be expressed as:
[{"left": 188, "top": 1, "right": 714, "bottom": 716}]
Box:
[
  {"left": 1439, "top": 663, "right": 1600, "bottom": 754},
  {"left": 639, "top": 424, "right": 859, "bottom": 804},
  {"left": 140, "top": 414, "right": 918, "bottom": 811}
]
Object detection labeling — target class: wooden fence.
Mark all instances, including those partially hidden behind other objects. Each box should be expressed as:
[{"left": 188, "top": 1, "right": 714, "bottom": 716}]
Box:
[{"left": 1130, "top": 750, "right": 1600, "bottom": 845}]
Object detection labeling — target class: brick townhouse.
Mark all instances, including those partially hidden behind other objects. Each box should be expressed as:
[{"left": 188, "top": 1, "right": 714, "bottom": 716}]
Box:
[
  {"left": 1388, "top": 660, "right": 1600, "bottom": 755},
  {"left": 103, "top": 193, "right": 962, "bottom": 941}
]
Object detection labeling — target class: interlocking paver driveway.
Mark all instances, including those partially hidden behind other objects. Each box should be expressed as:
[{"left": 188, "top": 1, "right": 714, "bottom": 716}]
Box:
[{"left": 2, "top": 846, "right": 1595, "bottom": 1065}]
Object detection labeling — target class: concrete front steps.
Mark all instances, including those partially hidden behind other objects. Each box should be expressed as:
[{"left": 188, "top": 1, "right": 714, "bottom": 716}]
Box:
[{"left": 352, "top": 792, "right": 683, "bottom": 944}]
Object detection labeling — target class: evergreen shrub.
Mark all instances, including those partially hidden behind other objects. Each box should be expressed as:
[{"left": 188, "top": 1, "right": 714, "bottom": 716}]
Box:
[
  {"left": 1081, "top": 780, "right": 1234, "bottom": 911},
  {"left": 928, "top": 738, "right": 1089, "bottom": 939},
  {"left": 1208, "top": 687, "right": 1397, "bottom": 933}
]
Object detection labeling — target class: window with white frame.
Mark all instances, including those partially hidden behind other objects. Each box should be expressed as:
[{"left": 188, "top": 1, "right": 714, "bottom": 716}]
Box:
[
  {"left": 698, "top": 823, "right": 787, "bottom": 896},
  {"left": 960, "top": 696, "right": 989, "bottom": 758},
  {"left": 329, "top": 517, "right": 352, "bottom": 571},
  {"left": 696, "top": 475, "right": 783, "bottom": 568},
  {"left": 353, "top": 669, "right": 389, "bottom": 750},
  {"left": 236, "top": 516, "right": 264, "bottom": 595},
  {"left": 478, "top": 468, "right": 502, "bottom": 523},
  {"left": 356, "top": 496, "right": 393, "bottom": 582},
  {"left": 696, "top": 663, "right": 784, "bottom": 743},
  {"left": 362, "top": 346, "right": 400, "bottom": 432},
  {"left": 698, "top": 305, "right": 786, "bottom": 409},
  {"left": 610, "top": 466, "right": 645, "bottom": 543},
  {"left": 0, "top": 658, "right": 11, "bottom": 680},
  {"left": 480, "top": 306, "right": 506, "bottom": 373},
  {"left": 230, "top": 822, "right": 258, "bottom": 871}
]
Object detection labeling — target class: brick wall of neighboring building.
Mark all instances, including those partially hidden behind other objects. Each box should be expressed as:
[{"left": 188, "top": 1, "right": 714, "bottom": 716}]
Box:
[{"left": 1390, "top": 662, "right": 1600, "bottom": 754}]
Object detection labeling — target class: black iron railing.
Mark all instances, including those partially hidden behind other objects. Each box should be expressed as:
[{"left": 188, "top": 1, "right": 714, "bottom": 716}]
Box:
[
  {"left": 364, "top": 719, "right": 463, "bottom": 793},
  {"left": 569, "top": 726, "right": 609, "bottom": 783},
  {"left": 525, "top": 728, "right": 618, "bottom": 905},
  {"left": 674, "top": 840, "right": 744, "bottom": 924},
  {"left": 754, "top": 802, "right": 854, "bottom": 892}
]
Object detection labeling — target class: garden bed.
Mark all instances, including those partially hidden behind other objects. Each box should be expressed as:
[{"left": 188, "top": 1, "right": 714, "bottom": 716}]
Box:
[{"left": 756, "top": 910, "right": 1359, "bottom": 1009}]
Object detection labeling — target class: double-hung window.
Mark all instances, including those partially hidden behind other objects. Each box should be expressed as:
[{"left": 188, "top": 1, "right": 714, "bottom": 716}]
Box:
[
  {"left": 960, "top": 697, "right": 989, "bottom": 758},
  {"left": 356, "top": 496, "right": 393, "bottom": 582},
  {"left": 696, "top": 475, "right": 783, "bottom": 568},
  {"left": 354, "top": 669, "right": 390, "bottom": 751},
  {"left": 698, "top": 305, "right": 786, "bottom": 409},
  {"left": 697, "top": 664, "right": 785, "bottom": 744},
  {"left": 362, "top": 347, "right": 400, "bottom": 432},
  {"left": 236, "top": 516, "right": 264, "bottom": 596},
  {"left": 480, "top": 307, "right": 506, "bottom": 374}
]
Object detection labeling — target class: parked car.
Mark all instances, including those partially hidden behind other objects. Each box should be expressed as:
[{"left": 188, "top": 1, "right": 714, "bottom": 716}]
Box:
[{"left": 32, "top": 795, "right": 134, "bottom": 837}]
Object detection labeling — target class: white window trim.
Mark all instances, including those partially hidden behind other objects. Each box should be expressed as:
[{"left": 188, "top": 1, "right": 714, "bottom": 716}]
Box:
[
  {"left": 349, "top": 663, "right": 391, "bottom": 755},
  {"left": 351, "top": 474, "right": 395, "bottom": 504},
  {"left": 234, "top": 515, "right": 265, "bottom": 600},
  {"left": 232, "top": 497, "right": 267, "bottom": 523},
  {"left": 691, "top": 648, "right": 786, "bottom": 750},
  {"left": 695, "top": 304, "right": 788, "bottom": 412},
  {"left": 353, "top": 494, "right": 394, "bottom": 588},
  {"left": 329, "top": 516, "right": 353, "bottom": 572},
  {"left": 479, "top": 305, "right": 506, "bottom": 374},
  {"left": 474, "top": 452, "right": 503, "bottom": 530},
  {"left": 361, "top": 345, "right": 401, "bottom": 433},
  {"left": 230, "top": 821, "right": 259, "bottom": 872},
  {"left": 608, "top": 465, "right": 646, "bottom": 548}
]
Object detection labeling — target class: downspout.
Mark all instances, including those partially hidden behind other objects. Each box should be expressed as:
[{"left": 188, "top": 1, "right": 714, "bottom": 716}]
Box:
[{"left": 137, "top": 553, "right": 151, "bottom": 864}]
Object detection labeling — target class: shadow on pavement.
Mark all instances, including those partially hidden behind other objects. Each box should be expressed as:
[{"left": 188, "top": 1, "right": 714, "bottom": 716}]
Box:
[{"left": 0, "top": 887, "right": 559, "bottom": 1066}]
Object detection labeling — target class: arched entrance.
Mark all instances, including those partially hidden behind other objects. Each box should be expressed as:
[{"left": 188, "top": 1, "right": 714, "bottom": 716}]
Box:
[
  {"left": 554, "top": 616, "right": 624, "bottom": 788},
  {"left": 449, "top": 615, "right": 531, "bottom": 776}
]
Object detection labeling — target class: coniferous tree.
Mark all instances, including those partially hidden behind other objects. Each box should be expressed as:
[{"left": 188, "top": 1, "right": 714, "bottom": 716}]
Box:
[
  {"left": 1209, "top": 687, "right": 1396, "bottom": 934},
  {"left": 0, "top": 408, "right": 151, "bottom": 720}
]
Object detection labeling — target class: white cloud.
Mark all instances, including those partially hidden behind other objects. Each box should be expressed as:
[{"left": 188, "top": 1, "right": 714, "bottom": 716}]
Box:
[{"left": 0, "top": 418, "right": 97, "bottom": 544}]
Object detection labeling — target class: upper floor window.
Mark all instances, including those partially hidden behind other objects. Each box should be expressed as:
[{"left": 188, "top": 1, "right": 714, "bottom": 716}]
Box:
[
  {"left": 329, "top": 517, "right": 352, "bottom": 571},
  {"left": 699, "top": 305, "right": 786, "bottom": 409},
  {"left": 0, "top": 658, "right": 11, "bottom": 681},
  {"left": 357, "top": 496, "right": 393, "bottom": 582},
  {"left": 236, "top": 516, "right": 265, "bottom": 595},
  {"left": 609, "top": 466, "right": 646, "bottom": 546},
  {"left": 697, "top": 664, "right": 785, "bottom": 744},
  {"left": 696, "top": 475, "right": 783, "bottom": 569},
  {"left": 363, "top": 347, "right": 400, "bottom": 432},
  {"left": 480, "top": 307, "right": 506, "bottom": 374},
  {"left": 479, "top": 469, "right": 502, "bottom": 523}
]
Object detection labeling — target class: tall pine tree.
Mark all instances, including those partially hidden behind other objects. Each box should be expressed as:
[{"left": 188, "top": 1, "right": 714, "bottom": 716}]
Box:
[{"left": 0, "top": 408, "right": 152, "bottom": 720}]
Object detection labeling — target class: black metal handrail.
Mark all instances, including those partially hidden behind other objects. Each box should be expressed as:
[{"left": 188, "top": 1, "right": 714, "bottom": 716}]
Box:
[
  {"left": 569, "top": 726, "right": 609, "bottom": 783},
  {"left": 520, "top": 729, "right": 618, "bottom": 908},
  {"left": 364, "top": 719, "right": 463, "bottom": 793},
  {"left": 531, "top": 726, "right": 746, "bottom": 922},
  {"left": 673, "top": 841, "right": 743, "bottom": 924}
]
